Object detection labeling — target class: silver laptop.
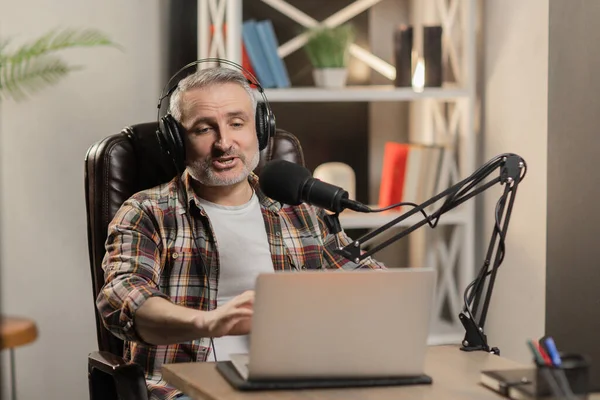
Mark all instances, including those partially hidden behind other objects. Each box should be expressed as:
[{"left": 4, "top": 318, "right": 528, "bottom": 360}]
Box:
[{"left": 230, "top": 267, "right": 436, "bottom": 381}]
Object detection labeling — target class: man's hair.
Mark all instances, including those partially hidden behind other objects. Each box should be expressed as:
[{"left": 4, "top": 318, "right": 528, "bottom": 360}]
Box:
[{"left": 168, "top": 66, "right": 258, "bottom": 123}]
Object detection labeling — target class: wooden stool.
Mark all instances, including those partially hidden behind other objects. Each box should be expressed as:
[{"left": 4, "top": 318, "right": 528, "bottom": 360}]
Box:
[{"left": 0, "top": 316, "right": 38, "bottom": 400}]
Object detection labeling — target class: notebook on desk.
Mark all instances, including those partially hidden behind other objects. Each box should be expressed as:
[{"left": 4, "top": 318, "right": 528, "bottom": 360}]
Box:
[{"left": 216, "top": 268, "right": 436, "bottom": 390}]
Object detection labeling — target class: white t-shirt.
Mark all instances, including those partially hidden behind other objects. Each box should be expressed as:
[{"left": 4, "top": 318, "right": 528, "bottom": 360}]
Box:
[{"left": 197, "top": 191, "right": 274, "bottom": 361}]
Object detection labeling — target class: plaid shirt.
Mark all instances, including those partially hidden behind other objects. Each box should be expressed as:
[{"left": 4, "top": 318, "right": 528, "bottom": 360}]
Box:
[{"left": 96, "top": 170, "right": 385, "bottom": 400}]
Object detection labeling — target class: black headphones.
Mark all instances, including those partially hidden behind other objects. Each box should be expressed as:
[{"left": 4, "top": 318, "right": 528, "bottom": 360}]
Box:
[{"left": 155, "top": 58, "right": 276, "bottom": 174}]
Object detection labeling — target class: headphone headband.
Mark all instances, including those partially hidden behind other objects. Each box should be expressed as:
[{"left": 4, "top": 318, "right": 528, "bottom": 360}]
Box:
[{"left": 156, "top": 58, "right": 270, "bottom": 119}]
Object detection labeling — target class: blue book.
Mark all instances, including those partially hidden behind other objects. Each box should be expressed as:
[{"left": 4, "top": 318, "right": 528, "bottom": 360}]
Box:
[
  {"left": 256, "top": 20, "right": 291, "bottom": 88},
  {"left": 242, "top": 20, "right": 277, "bottom": 88}
]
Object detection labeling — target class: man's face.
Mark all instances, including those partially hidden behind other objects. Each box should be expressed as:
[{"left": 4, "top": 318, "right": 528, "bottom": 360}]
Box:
[{"left": 181, "top": 83, "right": 259, "bottom": 187}]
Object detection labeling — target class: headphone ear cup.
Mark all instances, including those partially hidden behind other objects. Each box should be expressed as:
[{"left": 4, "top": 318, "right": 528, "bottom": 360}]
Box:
[
  {"left": 158, "top": 114, "right": 186, "bottom": 174},
  {"left": 255, "top": 101, "right": 275, "bottom": 151}
]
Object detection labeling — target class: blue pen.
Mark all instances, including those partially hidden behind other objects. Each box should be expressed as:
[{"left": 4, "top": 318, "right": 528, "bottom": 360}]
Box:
[
  {"left": 544, "top": 337, "right": 562, "bottom": 367},
  {"left": 543, "top": 337, "right": 577, "bottom": 400}
]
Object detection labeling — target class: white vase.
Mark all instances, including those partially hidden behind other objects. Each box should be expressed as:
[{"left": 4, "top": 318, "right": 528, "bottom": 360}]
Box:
[{"left": 312, "top": 68, "right": 348, "bottom": 88}]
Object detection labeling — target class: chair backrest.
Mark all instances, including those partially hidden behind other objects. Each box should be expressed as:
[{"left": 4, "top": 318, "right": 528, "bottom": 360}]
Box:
[{"left": 84, "top": 122, "right": 305, "bottom": 356}]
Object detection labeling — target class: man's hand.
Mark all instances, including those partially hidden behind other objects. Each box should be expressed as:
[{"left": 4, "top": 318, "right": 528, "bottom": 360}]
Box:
[
  {"left": 133, "top": 290, "right": 254, "bottom": 345},
  {"left": 197, "top": 290, "right": 254, "bottom": 337}
]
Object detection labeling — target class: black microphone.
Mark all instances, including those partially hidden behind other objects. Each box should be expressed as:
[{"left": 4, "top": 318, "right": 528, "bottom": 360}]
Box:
[{"left": 259, "top": 160, "right": 371, "bottom": 213}]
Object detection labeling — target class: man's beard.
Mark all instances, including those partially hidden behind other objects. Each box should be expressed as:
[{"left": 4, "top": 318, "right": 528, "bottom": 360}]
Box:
[{"left": 187, "top": 149, "right": 260, "bottom": 187}]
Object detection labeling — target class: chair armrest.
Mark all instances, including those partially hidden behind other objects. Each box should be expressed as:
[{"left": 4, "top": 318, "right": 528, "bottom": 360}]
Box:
[
  {"left": 89, "top": 351, "right": 131, "bottom": 372},
  {"left": 88, "top": 351, "right": 148, "bottom": 400}
]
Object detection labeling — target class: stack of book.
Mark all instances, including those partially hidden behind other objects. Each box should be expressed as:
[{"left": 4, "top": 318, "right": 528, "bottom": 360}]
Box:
[
  {"left": 378, "top": 141, "right": 453, "bottom": 211},
  {"left": 242, "top": 19, "right": 291, "bottom": 88}
]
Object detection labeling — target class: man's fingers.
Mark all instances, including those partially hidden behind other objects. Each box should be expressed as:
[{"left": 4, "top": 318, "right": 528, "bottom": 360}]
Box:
[
  {"left": 232, "top": 290, "right": 255, "bottom": 307},
  {"left": 239, "top": 290, "right": 255, "bottom": 301},
  {"left": 218, "top": 310, "right": 253, "bottom": 336},
  {"left": 218, "top": 307, "right": 253, "bottom": 323},
  {"left": 229, "top": 318, "right": 252, "bottom": 336},
  {"left": 208, "top": 291, "right": 255, "bottom": 337},
  {"left": 225, "top": 308, "right": 253, "bottom": 320}
]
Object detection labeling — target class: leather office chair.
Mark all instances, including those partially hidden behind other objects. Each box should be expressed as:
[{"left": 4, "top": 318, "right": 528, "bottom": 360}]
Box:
[{"left": 84, "top": 122, "right": 305, "bottom": 400}]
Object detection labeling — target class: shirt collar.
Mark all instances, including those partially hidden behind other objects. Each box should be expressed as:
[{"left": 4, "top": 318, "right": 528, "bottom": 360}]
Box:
[{"left": 179, "top": 169, "right": 283, "bottom": 214}]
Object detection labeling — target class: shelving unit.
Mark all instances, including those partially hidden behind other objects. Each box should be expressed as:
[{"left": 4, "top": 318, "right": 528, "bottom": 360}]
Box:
[
  {"left": 264, "top": 85, "right": 469, "bottom": 102},
  {"left": 339, "top": 208, "right": 467, "bottom": 230},
  {"left": 197, "top": 0, "right": 478, "bottom": 347}
]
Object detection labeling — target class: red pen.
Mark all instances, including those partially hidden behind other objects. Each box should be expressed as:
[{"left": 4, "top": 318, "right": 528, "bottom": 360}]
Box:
[{"left": 535, "top": 342, "right": 554, "bottom": 366}]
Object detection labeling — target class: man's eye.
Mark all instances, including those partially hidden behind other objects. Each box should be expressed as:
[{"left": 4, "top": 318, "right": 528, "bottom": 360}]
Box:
[
  {"left": 232, "top": 122, "right": 244, "bottom": 128},
  {"left": 194, "top": 127, "right": 211, "bottom": 134}
]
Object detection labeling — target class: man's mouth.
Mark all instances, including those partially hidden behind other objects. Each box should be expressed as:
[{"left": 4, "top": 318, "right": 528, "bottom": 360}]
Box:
[{"left": 212, "top": 156, "right": 238, "bottom": 169}]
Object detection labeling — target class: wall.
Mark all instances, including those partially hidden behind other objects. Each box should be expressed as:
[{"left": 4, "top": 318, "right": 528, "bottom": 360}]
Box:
[
  {"left": 481, "top": 0, "right": 548, "bottom": 362},
  {"left": 546, "top": 0, "right": 600, "bottom": 390},
  {"left": 0, "top": 1, "right": 166, "bottom": 398}
]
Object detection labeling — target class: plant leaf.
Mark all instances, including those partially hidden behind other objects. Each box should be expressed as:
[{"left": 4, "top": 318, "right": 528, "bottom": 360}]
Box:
[
  {"left": 0, "top": 38, "right": 10, "bottom": 65},
  {"left": 0, "top": 27, "right": 120, "bottom": 101},
  {"left": 303, "top": 24, "right": 355, "bottom": 69},
  {"left": 0, "top": 55, "right": 81, "bottom": 101},
  {"left": 6, "top": 27, "right": 120, "bottom": 67}
]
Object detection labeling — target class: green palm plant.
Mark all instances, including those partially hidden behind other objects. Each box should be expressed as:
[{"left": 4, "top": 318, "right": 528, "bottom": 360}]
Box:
[{"left": 0, "top": 27, "right": 120, "bottom": 101}]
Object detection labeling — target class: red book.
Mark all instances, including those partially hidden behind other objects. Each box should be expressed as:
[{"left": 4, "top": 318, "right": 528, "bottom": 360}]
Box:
[{"left": 378, "top": 142, "right": 410, "bottom": 211}]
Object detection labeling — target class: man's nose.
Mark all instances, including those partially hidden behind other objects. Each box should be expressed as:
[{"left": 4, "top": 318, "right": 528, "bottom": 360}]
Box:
[{"left": 215, "top": 125, "right": 233, "bottom": 148}]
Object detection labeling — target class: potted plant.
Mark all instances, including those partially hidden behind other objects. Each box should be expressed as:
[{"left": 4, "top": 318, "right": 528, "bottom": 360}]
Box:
[
  {"left": 303, "top": 24, "right": 355, "bottom": 88},
  {"left": 0, "top": 28, "right": 119, "bottom": 101}
]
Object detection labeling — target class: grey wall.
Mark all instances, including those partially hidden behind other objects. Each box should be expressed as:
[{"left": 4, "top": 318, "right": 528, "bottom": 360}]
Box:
[
  {"left": 546, "top": 0, "right": 600, "bottom": 389},
  {"left": 0, "top": 1, "right": 167, "bottom": 398},
  {"left": 482, "top": 0, "right": 548, "bottom": 362}
]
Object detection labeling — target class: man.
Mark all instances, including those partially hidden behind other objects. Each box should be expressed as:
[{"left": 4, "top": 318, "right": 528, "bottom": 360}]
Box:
[{"left": 96, "top": 66, "right": 385, "bottom": 400}]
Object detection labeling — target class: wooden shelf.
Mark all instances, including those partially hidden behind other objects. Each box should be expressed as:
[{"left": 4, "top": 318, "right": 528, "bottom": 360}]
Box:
[
  {"left": 339, "top": 208, "right": 467, "bottom": 230},
  {"left": 263, "top": 85, "right": 469, "bottom": 102}
]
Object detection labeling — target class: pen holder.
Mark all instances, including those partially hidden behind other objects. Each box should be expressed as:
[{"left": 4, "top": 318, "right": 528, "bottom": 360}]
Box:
[{"left": 534, "top": 353, "right": 590, "bottom": 399}]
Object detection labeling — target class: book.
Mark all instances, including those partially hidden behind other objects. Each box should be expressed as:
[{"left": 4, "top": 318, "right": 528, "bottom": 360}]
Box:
[
  {"left": 378, "top": 142, "right": 448, "bottom": 212},
  {"left": 378, "top": 142, "right": 410, "bottom": 210},
  {"left": 256, "top": 20, "right": 291, "bottom": 88},
  {"left": 242, "top": 20, "right": 277, "bottom": 88},
  {"left": 480, "top": 368, "right": 535, "bottom": 397}
]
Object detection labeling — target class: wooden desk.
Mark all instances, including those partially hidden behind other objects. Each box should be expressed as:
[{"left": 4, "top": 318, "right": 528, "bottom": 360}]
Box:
[{"left": 164, "top": 345, "right": 598, "bottom": 400}]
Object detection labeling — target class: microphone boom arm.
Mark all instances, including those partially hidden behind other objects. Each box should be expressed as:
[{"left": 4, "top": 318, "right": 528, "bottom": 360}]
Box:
[{"left": 335, "top": 154, "right": 525, "bottom": 355}]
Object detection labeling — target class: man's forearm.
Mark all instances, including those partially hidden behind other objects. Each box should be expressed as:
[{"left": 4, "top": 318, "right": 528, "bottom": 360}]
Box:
[{"left": 134, "top": 297, "right": 208, "bottom": 345}]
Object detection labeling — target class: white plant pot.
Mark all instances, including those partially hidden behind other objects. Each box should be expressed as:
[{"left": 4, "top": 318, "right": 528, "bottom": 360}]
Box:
[{"left": 312, "top": 68, "right": 348, "bottom": 88}]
